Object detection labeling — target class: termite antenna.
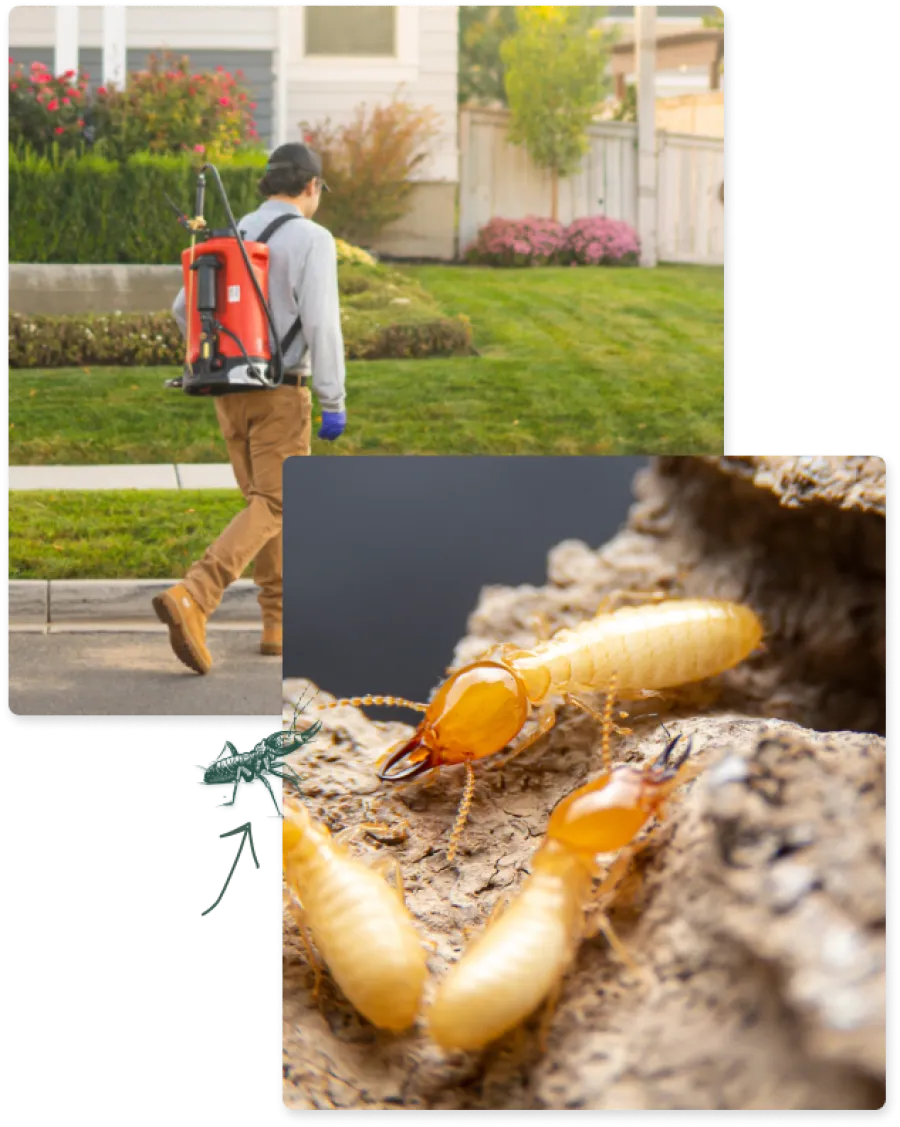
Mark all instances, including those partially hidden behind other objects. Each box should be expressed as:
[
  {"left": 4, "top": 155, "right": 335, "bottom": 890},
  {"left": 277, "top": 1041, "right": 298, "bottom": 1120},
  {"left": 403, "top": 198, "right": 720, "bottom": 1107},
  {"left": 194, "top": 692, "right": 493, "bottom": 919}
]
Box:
[
  {"left": 322, "top": 694, "right": 429, "bottom": 714},
  {"left": 290, "top": 685, "right": 320, "bottom": 730},
  {"left": 447, "top": 761, "right": 476, "bottom": 864}
]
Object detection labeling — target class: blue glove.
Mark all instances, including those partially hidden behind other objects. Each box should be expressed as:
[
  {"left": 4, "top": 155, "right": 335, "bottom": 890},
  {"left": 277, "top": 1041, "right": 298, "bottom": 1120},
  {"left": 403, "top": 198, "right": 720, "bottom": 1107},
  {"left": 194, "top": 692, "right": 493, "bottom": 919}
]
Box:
[{"left": 317, "top": 410, "right": 346, "bottom": 441}]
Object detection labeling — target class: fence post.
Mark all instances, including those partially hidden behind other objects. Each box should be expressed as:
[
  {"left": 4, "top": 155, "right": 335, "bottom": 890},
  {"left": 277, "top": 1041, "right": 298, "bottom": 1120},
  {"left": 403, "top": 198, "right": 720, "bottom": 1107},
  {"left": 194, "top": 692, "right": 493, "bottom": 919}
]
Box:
[{"left": 636, "top": 6, "right": 658, "bottom": 267}]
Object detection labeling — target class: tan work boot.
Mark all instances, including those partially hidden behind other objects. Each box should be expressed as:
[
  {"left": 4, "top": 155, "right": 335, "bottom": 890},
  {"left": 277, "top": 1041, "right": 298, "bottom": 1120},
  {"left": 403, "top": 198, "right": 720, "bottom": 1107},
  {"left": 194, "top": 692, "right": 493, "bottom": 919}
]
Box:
[
  {"left": 152, "top": 583, "right": 213, "bottom": 675},
  {"left": 260, "top": 622, "right": 282, "bottom": 656}
]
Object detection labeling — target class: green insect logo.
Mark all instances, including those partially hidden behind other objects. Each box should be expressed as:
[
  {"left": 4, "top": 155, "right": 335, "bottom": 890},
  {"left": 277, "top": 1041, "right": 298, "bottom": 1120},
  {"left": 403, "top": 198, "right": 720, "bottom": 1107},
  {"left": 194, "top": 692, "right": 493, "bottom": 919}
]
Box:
[{"left": 200, "top": 692, "right": 321, "bottom": 916}]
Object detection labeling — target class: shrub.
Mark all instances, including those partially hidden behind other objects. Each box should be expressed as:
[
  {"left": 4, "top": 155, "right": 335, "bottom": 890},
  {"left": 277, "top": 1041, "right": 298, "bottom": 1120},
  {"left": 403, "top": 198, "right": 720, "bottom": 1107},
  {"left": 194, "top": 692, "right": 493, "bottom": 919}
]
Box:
[
  {"left": 9, "top": 58, "right": 91, "bottom": 157},
  {"left": 8, "top": 149, "right": 389, "bottom": 266},
  {"left": 465, "top": 214, "right": 640, "bottom": 267},
  {"left": 464, "top": 216, "right": 568, "bottom": 266},
  {"left": 90, "top": 52, "right": 259, "bottom": 161},
  {"left": 9, "top": 148, "right": 268, "bottom": 264},
  {"left": 562, "top": 216, "right": 640, "bottom": 266},
  {"left": 10, "top": 312, "right": 185, "bottom": 369},
  {"left": 334, "top": 239, "right": 376, "bottom": 267},
  {"left": 9, "top": 52, "right": 259, "bottom": 163},
  {"left": 302, "top": 97, "right": 441, "bottom": 245},
  {"left": 9, "top": 305, "right": 472, "bottom": 368}
]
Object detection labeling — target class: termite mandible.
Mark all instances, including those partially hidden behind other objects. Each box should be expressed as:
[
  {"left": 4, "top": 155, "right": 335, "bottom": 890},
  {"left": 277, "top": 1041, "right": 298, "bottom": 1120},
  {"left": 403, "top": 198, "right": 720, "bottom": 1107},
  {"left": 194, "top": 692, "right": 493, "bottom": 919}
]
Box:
[
  {"left": 323, "top": 598, "right": 763, "bottom": 860},
  {"left": 427, "top": 717, "right": 700, "bottom": 1053},
  {"left": 282, "top": 801, "right": 429, "bottom": 1032}
]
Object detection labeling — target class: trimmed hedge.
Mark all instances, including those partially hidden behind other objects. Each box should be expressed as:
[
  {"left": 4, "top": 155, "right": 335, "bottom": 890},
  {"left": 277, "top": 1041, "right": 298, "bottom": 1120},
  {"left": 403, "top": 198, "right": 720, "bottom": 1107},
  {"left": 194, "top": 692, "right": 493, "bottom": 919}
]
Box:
[
  {"left": 9, "top": 308, "right": 472, "bottom": 368},
  {"left": 9, "top": 148, "right": 269, "bottom": 265}
]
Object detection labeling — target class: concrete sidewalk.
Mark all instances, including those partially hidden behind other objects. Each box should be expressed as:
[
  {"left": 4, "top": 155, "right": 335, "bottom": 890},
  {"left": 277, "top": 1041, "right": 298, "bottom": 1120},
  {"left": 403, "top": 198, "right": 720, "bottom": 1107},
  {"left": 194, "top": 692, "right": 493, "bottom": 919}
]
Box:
[
  {"left": 10, "top": 629, "right": 281, "bottom": 715},
  {"left": 10, "top": 577, "right": 260, "bottom": 628},
  {"left": 9, "top": 463, "right": 238, "bottom": 490}
]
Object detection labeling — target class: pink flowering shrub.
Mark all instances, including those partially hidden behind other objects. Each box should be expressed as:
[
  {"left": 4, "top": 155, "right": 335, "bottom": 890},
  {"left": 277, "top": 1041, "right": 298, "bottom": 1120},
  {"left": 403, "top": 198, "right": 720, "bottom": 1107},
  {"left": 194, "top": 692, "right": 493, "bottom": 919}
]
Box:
[
  {"left": 8, "top": 58, "right": 89, "bottom": 155},
  {"left": 562, "top": 215, "right": 640, "bottom": 266},
  {"left": 464, "top": 216, "right": 568, "bottom": 267},
  {"left": 466, "top": 214, "right": 640, "bottom": 267}
]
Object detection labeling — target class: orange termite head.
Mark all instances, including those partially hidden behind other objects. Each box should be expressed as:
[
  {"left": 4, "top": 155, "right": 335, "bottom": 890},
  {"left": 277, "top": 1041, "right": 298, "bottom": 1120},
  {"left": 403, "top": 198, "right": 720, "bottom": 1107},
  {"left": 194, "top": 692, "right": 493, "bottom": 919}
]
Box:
[
  {"left": 377, "top": 661, "right": 531, "bottom": 783},
  {"left": 544, "top": 734, "right": 694, "bottom": 859}
]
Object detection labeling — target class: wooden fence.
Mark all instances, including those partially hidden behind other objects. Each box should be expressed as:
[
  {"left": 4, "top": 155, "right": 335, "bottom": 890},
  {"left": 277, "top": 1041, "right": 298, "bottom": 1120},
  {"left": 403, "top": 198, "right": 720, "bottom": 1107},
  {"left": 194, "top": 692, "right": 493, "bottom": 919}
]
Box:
[{"left": 458, "top": 107, "right": 724, "bottom": 266}]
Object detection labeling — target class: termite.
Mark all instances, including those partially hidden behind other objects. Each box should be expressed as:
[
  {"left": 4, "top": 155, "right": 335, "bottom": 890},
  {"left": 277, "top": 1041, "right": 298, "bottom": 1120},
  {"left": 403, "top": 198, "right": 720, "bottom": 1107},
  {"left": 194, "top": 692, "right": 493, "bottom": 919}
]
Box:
[
  {"left": 427, "top": 717, "right": 700, "bottom": 1053},
  {"left": 283, "top": 800, "right": 429, "bottom": 1032},
  {"left": 323, "top": 598, "right": 763, "bottom": 858}
]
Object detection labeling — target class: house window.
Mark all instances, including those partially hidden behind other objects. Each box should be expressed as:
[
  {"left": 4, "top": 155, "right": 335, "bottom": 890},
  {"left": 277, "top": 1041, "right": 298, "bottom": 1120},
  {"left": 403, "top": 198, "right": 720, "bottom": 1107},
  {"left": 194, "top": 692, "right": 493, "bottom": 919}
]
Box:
[{"left": 304, "top": 6, "right": 396, "bottom": 57}]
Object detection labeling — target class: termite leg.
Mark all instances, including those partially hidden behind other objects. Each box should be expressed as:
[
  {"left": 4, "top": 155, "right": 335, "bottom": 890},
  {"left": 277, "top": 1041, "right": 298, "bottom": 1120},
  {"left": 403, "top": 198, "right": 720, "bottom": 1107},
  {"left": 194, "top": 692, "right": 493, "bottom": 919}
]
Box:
[
  {"left": 564, "top": 692, "right": 631, "bottom": 747},
  {"left": 287, "top": 894, "right": 325, "bottom": 1001},
  {"left": 590, "top": 839, "right": 655, "bottom": 906},
  {"left": 589, "top": 912, "right": 644, "bottom": 980},
  {"left": 446, "top": 760, "right": 477, "bottom": 863},
  {"left": 213, "top": 740, "right": 238, "bottom": 764},
  {"left": 258, "top": 771, "right": 283, "bottom": 817},
  {"left": 369, "top": 855, "right": 407, "bottom": 903},
  {"left": 494, "top": 701, "right": 557, "bottom": 769},
  {"left": 564, "top": 674, "right": 629, "bottom": 772},
  {"left": 220, "top": 764, "right": 251, "bottom": 807},
  {"left": 537, "top": 977, "right": 564, "bottom": 1053},
  {"left": 333, "top": 821, "right": 398, "bottom": 848}
]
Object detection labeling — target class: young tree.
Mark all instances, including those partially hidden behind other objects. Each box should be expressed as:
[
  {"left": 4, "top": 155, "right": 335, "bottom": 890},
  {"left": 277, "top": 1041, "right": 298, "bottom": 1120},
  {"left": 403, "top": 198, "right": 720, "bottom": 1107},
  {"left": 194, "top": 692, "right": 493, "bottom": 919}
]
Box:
[
  {"left": 702, "top": 10, "right": 725, "bottom": 29},
  {"left": 458, "top": 6, "right": 520, "bottom": 106},
  {"left": 501, "top": 7, "right": 610, "bottom": 220}
]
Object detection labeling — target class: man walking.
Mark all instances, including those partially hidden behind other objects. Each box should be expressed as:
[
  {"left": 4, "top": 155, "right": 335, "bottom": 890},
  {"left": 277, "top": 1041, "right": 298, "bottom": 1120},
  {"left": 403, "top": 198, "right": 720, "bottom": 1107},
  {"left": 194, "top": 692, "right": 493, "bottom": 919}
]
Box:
[{"left": 154, "top": 143, "right": 346, "bottom": 674}]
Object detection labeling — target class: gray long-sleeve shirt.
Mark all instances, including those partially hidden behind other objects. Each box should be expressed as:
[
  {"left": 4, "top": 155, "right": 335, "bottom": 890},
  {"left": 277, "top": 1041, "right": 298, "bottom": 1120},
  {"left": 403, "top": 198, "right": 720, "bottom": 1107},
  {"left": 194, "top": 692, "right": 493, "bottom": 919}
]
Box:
[{"left": 172, "top": 199, "right": 346, "bottom": 412}]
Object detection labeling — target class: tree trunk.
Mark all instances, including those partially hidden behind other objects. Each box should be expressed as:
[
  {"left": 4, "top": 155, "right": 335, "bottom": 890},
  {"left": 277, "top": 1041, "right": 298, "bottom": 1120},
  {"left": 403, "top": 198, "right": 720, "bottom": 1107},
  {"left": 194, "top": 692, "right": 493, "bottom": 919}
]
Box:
[{"left": 551, "top": 168, "right": 559, "bottom": 221}]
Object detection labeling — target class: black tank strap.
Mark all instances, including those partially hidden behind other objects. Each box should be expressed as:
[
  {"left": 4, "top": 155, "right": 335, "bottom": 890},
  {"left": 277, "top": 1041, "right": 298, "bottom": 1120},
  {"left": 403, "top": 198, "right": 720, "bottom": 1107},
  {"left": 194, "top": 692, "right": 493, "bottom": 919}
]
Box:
[
  {"left": 245, "top": 213, "right": 303, "bottom": 360},
  {"left": 256, "top": 213, "right": 301, "bottom": 245}
]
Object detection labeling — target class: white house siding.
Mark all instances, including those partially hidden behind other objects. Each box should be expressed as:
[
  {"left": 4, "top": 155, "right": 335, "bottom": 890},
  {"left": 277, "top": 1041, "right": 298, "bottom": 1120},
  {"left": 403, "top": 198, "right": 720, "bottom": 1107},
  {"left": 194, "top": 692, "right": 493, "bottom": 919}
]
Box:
[
  {"left": 10, "top": 5, "right": 460, "bottom": 257},
  {"left": 8, "top": 5, "right": 278, "bottom": 47},
  {"left": 9, "top": 6, "right": 279, "bottom": 139},
  {"left": 11, "top": 6, "right": 457, "bottom": 178},
  {"left": 283, "top": 6, "right": 458, "bottom": 185}
]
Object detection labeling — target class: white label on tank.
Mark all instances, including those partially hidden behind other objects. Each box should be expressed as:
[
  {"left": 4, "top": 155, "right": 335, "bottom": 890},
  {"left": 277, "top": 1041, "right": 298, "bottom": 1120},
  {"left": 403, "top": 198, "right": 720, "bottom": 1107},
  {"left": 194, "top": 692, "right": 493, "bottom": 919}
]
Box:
[{"left": 227, "top": 285, "right": 241, "bottom": 303}]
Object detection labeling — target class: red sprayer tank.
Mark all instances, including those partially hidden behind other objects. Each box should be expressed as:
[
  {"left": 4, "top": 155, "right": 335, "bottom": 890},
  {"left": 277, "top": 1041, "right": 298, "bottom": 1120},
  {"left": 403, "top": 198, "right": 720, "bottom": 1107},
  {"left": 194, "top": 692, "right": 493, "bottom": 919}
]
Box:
[{"left": 181, "top": 237, "right": 273, "bottom": 367}]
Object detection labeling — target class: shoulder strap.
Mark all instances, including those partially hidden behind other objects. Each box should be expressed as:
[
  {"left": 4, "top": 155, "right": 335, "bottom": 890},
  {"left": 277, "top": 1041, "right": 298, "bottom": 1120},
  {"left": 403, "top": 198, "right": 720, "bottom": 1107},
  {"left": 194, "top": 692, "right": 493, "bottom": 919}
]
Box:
[
  {"left": 256, "top": 213, "right": 302, "bottom": 245},
  {"left": 250, "top": 213, "right": 304, "bottom": 360}
]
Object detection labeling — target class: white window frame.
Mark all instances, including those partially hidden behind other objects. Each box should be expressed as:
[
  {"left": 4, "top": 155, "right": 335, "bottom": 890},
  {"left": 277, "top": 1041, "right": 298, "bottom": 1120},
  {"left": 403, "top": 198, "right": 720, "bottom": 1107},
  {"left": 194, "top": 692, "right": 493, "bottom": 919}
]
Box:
[{"left": 292, "top": 5, "right": 419, "bottom": 83}]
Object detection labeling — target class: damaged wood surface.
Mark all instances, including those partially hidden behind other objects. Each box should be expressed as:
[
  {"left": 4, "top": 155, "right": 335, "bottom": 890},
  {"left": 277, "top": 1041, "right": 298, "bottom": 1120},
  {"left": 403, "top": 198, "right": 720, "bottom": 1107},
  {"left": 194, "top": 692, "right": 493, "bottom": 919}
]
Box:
[{"left": 281, "top": 456, "right": 885, "bottom": 1109}]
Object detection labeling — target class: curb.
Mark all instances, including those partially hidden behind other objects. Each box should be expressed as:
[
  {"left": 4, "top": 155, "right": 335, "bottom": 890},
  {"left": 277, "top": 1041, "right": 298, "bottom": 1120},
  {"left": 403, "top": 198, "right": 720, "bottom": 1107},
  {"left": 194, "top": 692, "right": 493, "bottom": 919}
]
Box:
[
  {"left": 9, "top": 463, "right": 238, "bottom": 491},
  {"left": 10, "top": 578, "right": 261, "bottom": 628}
]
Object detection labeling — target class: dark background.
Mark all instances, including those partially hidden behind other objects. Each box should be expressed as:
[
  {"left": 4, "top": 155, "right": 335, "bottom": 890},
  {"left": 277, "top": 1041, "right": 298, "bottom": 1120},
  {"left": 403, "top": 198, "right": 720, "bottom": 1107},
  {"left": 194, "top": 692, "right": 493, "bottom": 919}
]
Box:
[{"left": 283, "top": 457, "right": 647, "bottom": 717}]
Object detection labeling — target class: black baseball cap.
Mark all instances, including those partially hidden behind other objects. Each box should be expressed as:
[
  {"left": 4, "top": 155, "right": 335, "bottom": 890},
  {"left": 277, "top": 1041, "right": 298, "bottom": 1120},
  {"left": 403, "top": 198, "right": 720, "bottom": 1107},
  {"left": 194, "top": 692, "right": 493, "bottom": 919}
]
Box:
[{"left": 265, "top": 142, "right": 330, "bottom": 191}]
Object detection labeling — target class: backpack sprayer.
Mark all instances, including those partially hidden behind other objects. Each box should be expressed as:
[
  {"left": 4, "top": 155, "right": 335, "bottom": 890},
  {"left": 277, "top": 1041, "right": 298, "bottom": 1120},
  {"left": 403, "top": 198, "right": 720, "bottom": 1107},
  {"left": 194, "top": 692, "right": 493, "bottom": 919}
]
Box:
[{"left": 165, "top": 163, "right": 301, "bottom": 396}]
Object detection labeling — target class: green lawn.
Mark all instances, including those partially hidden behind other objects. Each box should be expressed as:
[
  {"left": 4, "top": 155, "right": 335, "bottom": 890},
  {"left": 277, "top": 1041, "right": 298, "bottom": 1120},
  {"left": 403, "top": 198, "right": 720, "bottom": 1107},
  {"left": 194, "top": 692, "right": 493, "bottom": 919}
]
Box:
[
  {"left": 9, "top": 264, "right": 722, "bottom": 461},
  {"left": 9, "top": 491, "right": 246, "bottom": 579}
]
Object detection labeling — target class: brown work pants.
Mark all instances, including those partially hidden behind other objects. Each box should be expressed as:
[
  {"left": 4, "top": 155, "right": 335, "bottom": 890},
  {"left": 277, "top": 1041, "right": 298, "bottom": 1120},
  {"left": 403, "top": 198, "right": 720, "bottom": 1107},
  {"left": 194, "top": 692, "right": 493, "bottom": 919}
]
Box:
[{"left": 183, "top": 383, "right": 311, "bottom": 624}]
